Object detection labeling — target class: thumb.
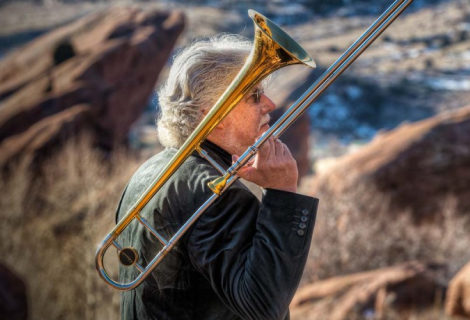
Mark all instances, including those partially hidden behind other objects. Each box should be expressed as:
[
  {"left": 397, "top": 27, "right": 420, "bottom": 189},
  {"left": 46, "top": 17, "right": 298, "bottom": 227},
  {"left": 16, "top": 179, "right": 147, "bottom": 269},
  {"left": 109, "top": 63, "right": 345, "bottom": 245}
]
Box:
[
  {"left": 235, "top": 166, "right": 253, "bottom": 180},
  {"left": 232, "top": 154, "right": 255, "bottom": 180},
  {"left": 232, "top": 155, "right": 239, "bottom": 164}
]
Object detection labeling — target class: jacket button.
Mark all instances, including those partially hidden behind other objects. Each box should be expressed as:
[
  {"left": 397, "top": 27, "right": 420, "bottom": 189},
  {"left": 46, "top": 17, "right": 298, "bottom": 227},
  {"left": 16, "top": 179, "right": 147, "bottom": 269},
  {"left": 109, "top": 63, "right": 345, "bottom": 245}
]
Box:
[
  {"left": 301, "top": 216, "right": 308, "bottom": 222},
  {"left": 299, "top": 222, "right": 307, "bottom": 229},
  {"left": 297, "top": 230, "right": 305, "bottom": 236},
  {"left": 302, "top": 209, "right": 309, "bottom": 216}
]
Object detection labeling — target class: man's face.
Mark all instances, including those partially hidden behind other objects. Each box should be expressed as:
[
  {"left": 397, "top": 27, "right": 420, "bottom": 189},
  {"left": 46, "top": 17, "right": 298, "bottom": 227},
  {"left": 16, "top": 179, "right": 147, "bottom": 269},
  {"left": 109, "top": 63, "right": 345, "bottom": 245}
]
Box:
[{"left": 220, "top": 86, "right": 276, "bottom": 155}]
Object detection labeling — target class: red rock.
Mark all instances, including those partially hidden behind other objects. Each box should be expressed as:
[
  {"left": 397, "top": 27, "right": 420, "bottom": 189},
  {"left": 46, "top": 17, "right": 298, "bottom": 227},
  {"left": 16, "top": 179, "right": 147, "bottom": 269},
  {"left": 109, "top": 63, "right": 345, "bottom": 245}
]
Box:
[
  {"left": 0, "top": 263, "right": 27, "bottom": 320},
  {"left": 272, "top": 107, "right": 311, "bottom": 180},
  {"left": 270, "top": 67, "right": 317, "bottom": 180},
  {"left": 290, "top": 262, "right": 444, "bottom": 320},
  {"left": 0, "top": 104, "right": 92, "bottom": 169},
  {"left": 310, "top": 106, "right": 470, "bottom": 221},
  {"left": 0, "top": 7, "right": 185, "bottom": 168}
]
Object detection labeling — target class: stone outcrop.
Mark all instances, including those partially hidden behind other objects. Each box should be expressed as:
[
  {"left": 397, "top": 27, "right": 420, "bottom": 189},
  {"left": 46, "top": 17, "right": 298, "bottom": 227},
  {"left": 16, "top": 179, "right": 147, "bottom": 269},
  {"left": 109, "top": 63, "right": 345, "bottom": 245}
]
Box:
[
  {"left": 0, "top": 263, "right": 28, "bottom": 320},
  {"left": 270, "top": 67, "right": 317, "bottom": 180},
  {"left": 310, "top": 105, "right": 470, "bottom": 221},
  {"left": 446, "top": 261, "right": 470, "bottom": 318},
  {"left": 290, "top": 262, "right": 445, "bottom": 320},
  {"left": 271, "top": 107, "right": 311, "bottom": 180},
  {"left": 0, "top": 105, "right": 93, "bottom": 168},
  {"left": 0, "top": 7, "right": 185, "bottom": 169}
]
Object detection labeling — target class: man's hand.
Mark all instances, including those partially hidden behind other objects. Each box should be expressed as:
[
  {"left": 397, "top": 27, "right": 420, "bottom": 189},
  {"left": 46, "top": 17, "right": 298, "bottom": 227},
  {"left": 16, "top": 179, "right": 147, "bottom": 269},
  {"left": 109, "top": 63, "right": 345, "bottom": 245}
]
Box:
[{"left": 233, "top": 137, "right": 298, "bottom": 193}]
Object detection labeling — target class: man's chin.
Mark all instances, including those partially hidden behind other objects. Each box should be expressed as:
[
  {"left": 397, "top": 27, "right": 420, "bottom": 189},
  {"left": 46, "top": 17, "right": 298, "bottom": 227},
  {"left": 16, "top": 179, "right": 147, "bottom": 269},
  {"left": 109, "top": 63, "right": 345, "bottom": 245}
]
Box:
[{"left": 252, "top": 126, "right": 270, "bottom": 144}]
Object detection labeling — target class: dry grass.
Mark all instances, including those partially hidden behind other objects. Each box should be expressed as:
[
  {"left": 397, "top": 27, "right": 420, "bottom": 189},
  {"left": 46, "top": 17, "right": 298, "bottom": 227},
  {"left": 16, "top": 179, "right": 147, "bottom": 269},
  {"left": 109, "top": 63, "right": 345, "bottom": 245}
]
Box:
[
  {"left": 0, "top": 135, "right": 145, "bottom": 320},
  {"left": 294, "top": 179, "right": 470, "bottom": 319},
  {"left": 303, "top": 182, "right": 470, "bottom": 284}
]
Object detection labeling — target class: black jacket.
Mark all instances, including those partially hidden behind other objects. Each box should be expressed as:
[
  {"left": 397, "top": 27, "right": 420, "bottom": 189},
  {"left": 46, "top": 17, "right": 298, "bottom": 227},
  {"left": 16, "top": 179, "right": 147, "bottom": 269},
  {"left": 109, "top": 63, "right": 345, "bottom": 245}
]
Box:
[{"left": 117, "top": 141, "right": 319, "bottom": 320}]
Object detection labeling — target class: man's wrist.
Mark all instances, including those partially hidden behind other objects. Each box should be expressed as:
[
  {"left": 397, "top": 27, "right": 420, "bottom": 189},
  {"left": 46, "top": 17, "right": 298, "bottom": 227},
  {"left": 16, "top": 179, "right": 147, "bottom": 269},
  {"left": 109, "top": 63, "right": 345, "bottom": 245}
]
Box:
[{"left": 265, "top": 185, "right": 297, "bottom": 193}]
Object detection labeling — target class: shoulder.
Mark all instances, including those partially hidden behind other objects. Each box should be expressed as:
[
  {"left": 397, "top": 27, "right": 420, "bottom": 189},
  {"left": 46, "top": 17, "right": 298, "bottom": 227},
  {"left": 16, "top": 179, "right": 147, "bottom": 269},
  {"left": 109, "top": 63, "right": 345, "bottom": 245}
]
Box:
[
  {"left": 128, "top": 149, "right": 221, "bottom": 194},
  {"left": 120, "top": 148, "right": 231, "bottom": 216}
]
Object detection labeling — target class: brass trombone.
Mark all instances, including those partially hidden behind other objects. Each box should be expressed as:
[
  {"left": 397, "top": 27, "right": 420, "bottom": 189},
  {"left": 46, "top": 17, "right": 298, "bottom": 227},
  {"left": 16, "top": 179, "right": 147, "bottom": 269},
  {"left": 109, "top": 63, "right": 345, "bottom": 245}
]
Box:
[{"left": 96, "top": 0, "right": 413, "bottom": 291}]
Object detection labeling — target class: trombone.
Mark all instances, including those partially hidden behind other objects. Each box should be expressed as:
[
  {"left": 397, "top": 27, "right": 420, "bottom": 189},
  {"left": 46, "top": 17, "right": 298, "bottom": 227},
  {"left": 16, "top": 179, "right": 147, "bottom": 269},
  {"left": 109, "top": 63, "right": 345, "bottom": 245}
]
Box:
[{"left": 96, "top": 0, "right": 414, "bottom": 291}]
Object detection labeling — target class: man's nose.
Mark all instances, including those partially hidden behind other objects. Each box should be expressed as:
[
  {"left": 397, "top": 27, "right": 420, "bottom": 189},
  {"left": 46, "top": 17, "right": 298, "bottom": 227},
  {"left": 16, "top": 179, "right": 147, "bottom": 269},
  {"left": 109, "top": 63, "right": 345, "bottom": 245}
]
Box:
[{"left": 261, "top": 94, "right": 276, "bottom": 113}]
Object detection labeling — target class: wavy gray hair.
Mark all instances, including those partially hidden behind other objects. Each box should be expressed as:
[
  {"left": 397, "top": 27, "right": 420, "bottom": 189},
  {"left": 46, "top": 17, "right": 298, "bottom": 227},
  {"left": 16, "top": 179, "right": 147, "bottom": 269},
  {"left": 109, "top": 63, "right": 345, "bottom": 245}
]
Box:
[{"left": 157, "top": 35, "right": 260, "bottom": 148}]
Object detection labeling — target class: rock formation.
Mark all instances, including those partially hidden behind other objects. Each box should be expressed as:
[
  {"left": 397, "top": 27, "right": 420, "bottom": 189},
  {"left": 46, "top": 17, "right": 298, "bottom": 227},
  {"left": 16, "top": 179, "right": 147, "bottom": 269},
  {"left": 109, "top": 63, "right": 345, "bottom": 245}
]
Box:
[
  {"left": 0, "top": 263, "right": 28, "bottom": 320},
  {"left": 309, "top": 105, "right": 470, "bottom": 221},
  {"left": 271, "top": 107, "right": 311, "bottom": 179},
  {"left": 0, "top": 7, "right": 185, "bottom": 169},
  {"left": 290, "top": 262, "right": 445, "bottom": 320},
  {"left": 446, "top": 261, "right": 470, "bottom": 318},
  {"left": 269, "top": 67, "right": 317, "bottom": 180}
]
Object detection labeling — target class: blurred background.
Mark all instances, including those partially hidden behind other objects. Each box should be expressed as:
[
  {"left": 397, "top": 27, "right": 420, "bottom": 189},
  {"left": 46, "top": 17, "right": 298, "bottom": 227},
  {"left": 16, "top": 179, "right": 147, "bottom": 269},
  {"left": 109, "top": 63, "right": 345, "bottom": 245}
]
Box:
[{"left": 1, "top": 0, "right": 470, "bottom": 319}]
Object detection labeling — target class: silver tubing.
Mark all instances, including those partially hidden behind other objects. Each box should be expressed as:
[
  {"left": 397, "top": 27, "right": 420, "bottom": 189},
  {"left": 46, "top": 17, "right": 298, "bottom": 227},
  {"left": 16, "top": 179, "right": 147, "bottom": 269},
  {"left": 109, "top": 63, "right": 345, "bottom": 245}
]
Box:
[
  {"left": 95, "top": 180, "right": 232, "bottom": 290},
  {"left": 134, "top": 262, "right": 145, "bottom": 273},
  {"left": 112, "top": 240, "right": 123, "bottom": 251},
  {"left": 113, "top": 235, "right": 145, "bottom": 273},
  {"left": 96, "top": 233, "right": 165, "bottom": 291},
  {"left": 136, "top": 215, "right": 169, "bottom": 246},
  {"left": 197, "top": 149, "right": 226, "bottom": 174}
]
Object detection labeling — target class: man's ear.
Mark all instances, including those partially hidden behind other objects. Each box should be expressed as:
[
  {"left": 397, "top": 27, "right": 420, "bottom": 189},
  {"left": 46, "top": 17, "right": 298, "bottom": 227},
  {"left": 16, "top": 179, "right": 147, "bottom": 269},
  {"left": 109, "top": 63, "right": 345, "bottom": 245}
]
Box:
[
  {"left": 214, "top": 114, "right": 228, "bottom": 131},
  {"left": 206, "top": 117, "right": 226, "bottom": 146},
  {"left": 213, "top": 122, "right": 226, "bottom": 131},
  {"left": 202, "top": 107, "right": 229, "bottom": 132}
]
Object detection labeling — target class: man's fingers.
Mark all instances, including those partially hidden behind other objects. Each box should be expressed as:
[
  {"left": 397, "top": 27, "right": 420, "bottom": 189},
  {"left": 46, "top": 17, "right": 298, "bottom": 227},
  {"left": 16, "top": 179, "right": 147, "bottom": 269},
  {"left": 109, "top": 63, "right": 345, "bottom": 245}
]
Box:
[
  {"left": 232, "top": 155, "right": 239, "bottom": 164},
  {"left": 258, "top": 137, "right": 273, "bottom": 162},
  {"left": 236, "top": 166, "right": 253, "bottom": 180},
  {"left": 267, "top": 137, "right": 274, "bottom": 157},
  {"left": 274, "top": 138, "right": 284, "bottom": 157},
  {"left": 232, "top": 137, "right": 298, "bottom": 191},
  {"left": 232, "top": 154, "right": 255, "bottom": 168},
  {"left": 282, "top": 143, "right": 292, "bottom": 157}
]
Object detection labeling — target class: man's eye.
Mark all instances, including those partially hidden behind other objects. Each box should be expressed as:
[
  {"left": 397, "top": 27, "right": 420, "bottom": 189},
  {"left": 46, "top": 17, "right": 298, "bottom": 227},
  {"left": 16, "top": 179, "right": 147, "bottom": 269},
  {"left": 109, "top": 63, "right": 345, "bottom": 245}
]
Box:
[{"left": 251, "top": 88, "right": 264, "bottom": 103}]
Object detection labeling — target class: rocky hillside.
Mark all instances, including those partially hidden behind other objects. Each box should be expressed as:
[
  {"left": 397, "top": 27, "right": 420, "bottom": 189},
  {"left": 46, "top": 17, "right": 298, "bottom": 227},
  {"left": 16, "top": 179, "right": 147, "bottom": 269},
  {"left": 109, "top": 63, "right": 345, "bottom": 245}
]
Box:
[
  {"left": 0, "top": 6, "right": 185, "bottom": 171},
  {"left": 1, "top": 0, "right": 468, "bottom": 154},
  {"left": 308, "top": 105, "right": 470, "bottom": 221},
  {"left": 276, "top": 0, "right": 470, "bottom": 146}
]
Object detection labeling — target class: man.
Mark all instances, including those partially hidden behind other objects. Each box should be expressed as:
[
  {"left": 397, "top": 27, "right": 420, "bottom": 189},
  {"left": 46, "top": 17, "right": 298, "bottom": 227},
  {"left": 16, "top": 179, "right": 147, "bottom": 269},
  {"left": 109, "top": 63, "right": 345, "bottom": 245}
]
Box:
[{"left": 117, "top": 35, "right": 319, "bottom": 320}]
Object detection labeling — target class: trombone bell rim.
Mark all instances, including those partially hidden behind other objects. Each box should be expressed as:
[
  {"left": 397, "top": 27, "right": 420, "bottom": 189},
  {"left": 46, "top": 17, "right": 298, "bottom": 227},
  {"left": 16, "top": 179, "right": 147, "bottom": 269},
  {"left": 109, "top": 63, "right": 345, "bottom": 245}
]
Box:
[{"left": 248, "top": 9, "right": 316, "bottom": 69}]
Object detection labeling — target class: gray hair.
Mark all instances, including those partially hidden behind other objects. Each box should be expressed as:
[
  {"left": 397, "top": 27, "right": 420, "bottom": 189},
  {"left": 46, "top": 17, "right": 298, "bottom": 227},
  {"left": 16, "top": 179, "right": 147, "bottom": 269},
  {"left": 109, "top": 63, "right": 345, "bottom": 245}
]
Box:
[{"left": 156, "top": 35, "right": 255, "bottom": 148}]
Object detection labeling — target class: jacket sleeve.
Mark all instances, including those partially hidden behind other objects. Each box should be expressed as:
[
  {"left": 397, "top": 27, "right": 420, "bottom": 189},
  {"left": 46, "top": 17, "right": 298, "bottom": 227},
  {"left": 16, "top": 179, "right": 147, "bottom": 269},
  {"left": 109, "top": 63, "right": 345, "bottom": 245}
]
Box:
[{"left": 186, "top": 186, "right": 319, "bottom": 320}]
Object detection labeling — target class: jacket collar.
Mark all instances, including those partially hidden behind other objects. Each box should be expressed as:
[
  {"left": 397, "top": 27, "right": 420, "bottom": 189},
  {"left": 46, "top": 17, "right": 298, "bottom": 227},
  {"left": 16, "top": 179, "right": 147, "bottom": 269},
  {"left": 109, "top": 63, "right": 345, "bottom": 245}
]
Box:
[{"left": 199, "top": 140, "right": 232, "bottom": 167}]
